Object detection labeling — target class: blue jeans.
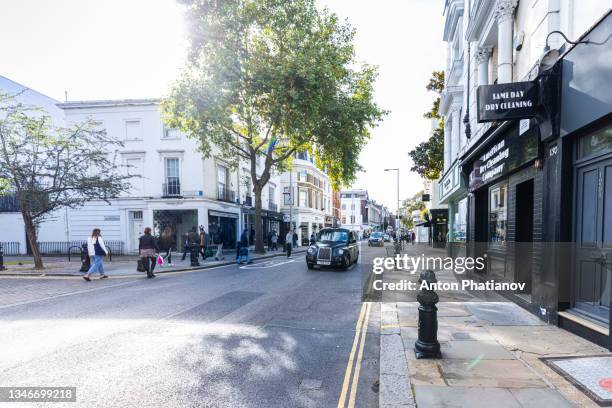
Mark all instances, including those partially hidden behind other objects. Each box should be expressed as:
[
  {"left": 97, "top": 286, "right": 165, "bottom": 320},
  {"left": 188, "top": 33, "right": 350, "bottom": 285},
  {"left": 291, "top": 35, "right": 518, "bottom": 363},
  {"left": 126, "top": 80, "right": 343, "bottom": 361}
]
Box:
[
  {"left": 87, "top": 255, "right": 105, "bottom": 275},
  {"left": 237, "top": 248, "right": 250, "bottom": 264}
]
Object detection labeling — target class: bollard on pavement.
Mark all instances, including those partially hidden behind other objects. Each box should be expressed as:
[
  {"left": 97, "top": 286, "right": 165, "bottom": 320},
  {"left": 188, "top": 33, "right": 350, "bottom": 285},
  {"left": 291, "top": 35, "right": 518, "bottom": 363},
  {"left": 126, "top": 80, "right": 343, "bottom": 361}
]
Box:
[
  {"left": 414, "top": 269, "right": 442, "bottom": 359},
  {"left": 0, "top": 243, "right": 5, "bottom": 271},
  {"left": 79, "top": 243, "right": 90, "bottom": 273},
  {"left": 189, "top": 243, "right": 200, "bottom": 267}
]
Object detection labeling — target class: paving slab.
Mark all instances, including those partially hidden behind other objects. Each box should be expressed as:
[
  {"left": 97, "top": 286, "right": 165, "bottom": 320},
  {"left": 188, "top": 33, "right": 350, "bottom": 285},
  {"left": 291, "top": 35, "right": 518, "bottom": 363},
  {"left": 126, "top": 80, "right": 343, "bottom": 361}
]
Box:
[
  {"left": 379, "top": 373, "right": 415, "bottom": 407},
  {"left": 405, "top": 360, "right": 446, "bottom": 386},
  {"left": 465, "top": 302, "right": 546, "bottom": 326},
  {"left": 438, "top": 359, "right": 547, "bottom": 388},
  {"left": 413, "top": 385, "right": 521, "bottom": 408},
  {"left": 380, "top": 334, "right": 408, "bottom": 375},
  {"left": 441, "top": 340, "right": 516, "bottom": 360},
  {"left": 509, "top": 388, "right": 575, "bottom": 408}
]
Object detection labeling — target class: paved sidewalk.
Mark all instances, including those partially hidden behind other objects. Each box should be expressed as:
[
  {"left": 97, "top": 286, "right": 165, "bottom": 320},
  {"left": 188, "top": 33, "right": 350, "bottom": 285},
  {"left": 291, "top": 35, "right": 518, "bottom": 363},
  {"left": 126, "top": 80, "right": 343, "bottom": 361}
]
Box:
[
  {"left": 377, "top": 244, "right": 612, "bottom": 407},
  {"left": 0, "top": 247, "right": 305, "bottom": 278}
]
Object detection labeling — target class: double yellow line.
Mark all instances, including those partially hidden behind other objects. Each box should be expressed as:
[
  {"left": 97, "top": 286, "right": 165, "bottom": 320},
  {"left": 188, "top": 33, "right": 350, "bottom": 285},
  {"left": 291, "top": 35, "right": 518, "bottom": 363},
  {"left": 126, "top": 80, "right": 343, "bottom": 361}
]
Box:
[{"left": 337, "top": 301, "right": 372, "bottom": 408}]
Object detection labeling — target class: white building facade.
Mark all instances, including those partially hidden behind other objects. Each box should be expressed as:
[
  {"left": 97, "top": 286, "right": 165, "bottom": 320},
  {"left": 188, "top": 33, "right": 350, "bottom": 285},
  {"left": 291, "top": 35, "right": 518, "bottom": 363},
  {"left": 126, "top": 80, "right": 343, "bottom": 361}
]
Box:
[
  {"left": 279, "top": 151, "right": 334, "bottom": 246},
  {"left": 0, "top": 85, "right": 284, "bottom": 254}
]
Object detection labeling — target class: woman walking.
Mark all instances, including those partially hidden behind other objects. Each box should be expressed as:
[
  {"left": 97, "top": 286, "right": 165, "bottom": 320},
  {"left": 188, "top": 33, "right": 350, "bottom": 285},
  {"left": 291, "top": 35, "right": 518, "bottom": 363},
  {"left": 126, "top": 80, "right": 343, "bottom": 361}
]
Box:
[
  {"left": 83, "top": 228, "right": 108, "bottom": 281},
  {"left": 139, "top": 227, "right": 160, "bottom": 278},
  {"left": 285, "top": 229, "right": 293, "bottom": 258}
]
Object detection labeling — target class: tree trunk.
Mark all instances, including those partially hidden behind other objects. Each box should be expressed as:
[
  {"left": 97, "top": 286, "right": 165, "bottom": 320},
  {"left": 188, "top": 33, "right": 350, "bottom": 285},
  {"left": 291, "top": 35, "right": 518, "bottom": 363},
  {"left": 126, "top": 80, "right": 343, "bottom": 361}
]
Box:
[
  {"left": 253, "top": 185, "right": 265, "bottom": 254},
  {"left": 21, "top": 210, "right": 43, "bottom": 269}
]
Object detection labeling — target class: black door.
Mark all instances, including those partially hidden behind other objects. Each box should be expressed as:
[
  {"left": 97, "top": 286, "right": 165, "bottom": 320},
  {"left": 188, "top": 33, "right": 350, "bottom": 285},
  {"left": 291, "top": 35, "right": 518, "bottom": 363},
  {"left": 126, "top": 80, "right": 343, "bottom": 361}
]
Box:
[
  {"left": 515, "top": 179, "right": 534, "bottom": 293},
  {"left": 573, "top": 157, "right": 611, "bottom": 324}
]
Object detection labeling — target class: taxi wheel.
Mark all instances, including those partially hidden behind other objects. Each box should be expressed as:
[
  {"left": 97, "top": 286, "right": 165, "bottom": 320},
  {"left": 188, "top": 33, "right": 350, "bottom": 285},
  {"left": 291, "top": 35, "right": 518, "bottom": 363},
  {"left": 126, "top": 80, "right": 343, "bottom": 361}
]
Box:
[
  {"left": 341, "top": 255, "right": 350, "bottom": 271},
  {"left": 307, "top": 263, "right": 314, "bottom": 269}
]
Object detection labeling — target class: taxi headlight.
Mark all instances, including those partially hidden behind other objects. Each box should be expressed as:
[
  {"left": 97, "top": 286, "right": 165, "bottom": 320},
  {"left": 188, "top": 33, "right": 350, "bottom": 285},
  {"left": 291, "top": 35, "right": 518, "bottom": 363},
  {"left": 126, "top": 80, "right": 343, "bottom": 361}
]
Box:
[
  {"left": 337, "top": 248, "right": 344, "bottom": 255},
  {"left": 307, "top": 246, "right": 316, "bottom": 255}
]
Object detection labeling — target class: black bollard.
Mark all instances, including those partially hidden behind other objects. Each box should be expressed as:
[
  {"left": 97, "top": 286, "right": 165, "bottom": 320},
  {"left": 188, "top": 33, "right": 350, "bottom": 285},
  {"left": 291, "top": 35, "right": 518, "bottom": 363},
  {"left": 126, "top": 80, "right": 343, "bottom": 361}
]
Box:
[
  {"left": 189, "top": 243, "right": 200, "bottom": 267},
  {"left": 79, "top": 243, "right": 91, "bottom": 272},
  {"left": 414, "top": 269, "right": 442, "bottom": 359},
  {"left": 0, "top": 243, "right": 5, "bottom": 271}
]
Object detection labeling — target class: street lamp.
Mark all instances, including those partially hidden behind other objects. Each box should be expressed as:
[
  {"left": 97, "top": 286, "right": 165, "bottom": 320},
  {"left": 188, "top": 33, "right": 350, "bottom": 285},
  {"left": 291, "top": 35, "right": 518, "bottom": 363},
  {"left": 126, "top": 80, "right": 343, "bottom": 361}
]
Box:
[{"left": 384, "top": 168, "right": 399, "bottom": 230}]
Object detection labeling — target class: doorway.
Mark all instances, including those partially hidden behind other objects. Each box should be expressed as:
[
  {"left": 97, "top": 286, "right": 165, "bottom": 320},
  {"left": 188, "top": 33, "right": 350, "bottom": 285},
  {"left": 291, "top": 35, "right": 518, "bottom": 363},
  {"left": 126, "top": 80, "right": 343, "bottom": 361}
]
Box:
[
  {"left": 128, "top": 210, "right": 144, "bottom": 254},
  {"left": 573, "top": 155, "right": 611, "bottom": 324},
  {"left": 515, "top": 179, "right": 534, "bottom": 295}
]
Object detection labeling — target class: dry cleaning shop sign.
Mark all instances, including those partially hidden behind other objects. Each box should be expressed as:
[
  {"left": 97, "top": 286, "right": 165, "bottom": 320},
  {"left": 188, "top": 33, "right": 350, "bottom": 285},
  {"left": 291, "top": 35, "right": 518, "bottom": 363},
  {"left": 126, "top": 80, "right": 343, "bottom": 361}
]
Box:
[{"left": 477, "top": 81, "right": 539, "bottom": 123}]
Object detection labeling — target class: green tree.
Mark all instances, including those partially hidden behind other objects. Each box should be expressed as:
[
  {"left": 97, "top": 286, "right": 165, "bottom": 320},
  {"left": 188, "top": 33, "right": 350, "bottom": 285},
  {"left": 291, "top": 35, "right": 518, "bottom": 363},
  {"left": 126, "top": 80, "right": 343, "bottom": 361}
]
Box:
[
  {"left": 164, "top": 0, "right": 386, "bottom": 253},
  {"left": 408, "top": 71, "right": 445, "bottom": 180},
  {"left": 0, "top": 94, "right": 131, "bottom": 269}
]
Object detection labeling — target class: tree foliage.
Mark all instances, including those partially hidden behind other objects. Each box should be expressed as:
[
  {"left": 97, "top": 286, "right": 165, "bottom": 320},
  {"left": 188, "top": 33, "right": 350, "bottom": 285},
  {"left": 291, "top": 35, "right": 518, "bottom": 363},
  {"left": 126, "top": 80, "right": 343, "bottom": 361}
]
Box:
[
  {"left": 0, "top": 94, "right": 131, "bottom": 269},
  {"left": 408, "top": 71, "right": 445, "bottom": 180},
  {"left": 163, "top": 0, "right": 386, "bottom": 252}
]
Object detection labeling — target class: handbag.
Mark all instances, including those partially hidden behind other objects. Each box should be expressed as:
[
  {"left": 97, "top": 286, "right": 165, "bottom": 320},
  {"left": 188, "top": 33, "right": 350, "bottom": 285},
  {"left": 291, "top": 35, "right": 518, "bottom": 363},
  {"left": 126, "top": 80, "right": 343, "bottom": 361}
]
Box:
[{"left": 137, "top": 258, "right": 146, "bottom": 272}]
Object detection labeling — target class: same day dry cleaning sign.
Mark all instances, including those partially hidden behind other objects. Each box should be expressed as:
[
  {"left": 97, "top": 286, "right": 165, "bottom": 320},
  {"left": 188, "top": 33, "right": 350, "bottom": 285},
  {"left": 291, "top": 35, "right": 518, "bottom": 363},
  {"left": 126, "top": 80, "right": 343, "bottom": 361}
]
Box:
[{"left": 477, "top": 81, "right": 539, "bottom": 122}]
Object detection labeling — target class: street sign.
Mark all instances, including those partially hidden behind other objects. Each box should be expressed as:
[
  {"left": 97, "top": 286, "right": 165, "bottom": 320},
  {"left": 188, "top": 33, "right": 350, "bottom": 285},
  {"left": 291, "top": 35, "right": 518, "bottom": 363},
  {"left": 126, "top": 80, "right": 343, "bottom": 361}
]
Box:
[{"left": 477, "top": 81, "right": 539, "bottom": 123}]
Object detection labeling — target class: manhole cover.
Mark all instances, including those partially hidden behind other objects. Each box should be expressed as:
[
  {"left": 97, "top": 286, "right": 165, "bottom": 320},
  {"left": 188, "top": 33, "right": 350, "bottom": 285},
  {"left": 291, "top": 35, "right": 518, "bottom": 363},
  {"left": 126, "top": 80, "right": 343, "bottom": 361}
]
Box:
[
  {"left": 299, "top": 379, "right": 322, "bottom": 390},
  {"left": 542, "top": 355, "right": 612, "bottom": 406}
]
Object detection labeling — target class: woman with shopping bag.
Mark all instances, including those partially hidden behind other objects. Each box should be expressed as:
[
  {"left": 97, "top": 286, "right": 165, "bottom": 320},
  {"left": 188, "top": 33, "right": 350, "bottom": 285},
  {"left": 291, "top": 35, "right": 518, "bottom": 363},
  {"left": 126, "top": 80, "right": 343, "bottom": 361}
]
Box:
[{"left": 139, "top": 227, "right": 160, "bottom": 278}]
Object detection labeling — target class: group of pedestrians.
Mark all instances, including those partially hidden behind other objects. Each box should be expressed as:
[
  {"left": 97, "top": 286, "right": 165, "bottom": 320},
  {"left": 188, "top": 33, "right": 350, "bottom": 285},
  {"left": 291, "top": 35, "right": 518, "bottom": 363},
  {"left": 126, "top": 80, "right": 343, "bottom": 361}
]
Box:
[{"left": 82, "top": 225, "right": 305, "bottom": 281}]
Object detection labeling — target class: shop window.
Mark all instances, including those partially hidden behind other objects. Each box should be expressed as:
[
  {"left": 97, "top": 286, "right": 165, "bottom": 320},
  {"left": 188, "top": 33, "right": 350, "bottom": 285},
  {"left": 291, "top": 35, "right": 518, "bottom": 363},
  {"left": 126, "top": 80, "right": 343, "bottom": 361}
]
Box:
[
  {"left": 578, "top": 125, "right": 612, "bottom": 159},
  {"left": 489, "top": 183, "right": 507, "bottom": 245}
]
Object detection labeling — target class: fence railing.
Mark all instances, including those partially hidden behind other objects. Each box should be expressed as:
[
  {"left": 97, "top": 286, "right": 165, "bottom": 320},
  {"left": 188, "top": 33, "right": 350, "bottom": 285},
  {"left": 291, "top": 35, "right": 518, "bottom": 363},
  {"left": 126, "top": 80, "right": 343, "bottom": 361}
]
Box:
[
  {"left": 0, "top": 242, "right": 20, "bottom": 255},
  {"left": 36, "top": 241, "right": 125, "bottom": 256}
]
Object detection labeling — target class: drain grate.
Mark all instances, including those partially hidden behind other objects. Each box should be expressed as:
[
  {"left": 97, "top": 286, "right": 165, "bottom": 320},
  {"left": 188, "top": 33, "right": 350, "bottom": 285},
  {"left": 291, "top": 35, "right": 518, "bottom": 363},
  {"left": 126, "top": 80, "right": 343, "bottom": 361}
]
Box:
[{"left": 542, "top": 355, "right": 612, "bottom": 406}]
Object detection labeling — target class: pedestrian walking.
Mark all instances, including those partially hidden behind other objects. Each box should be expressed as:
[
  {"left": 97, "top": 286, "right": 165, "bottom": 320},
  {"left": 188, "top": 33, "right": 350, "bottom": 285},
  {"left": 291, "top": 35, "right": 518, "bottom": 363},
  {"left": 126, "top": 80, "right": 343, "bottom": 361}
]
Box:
[
  {"left": 83, "top": 228, "right": 108, "bottom": 281},
  {"left": 271, "top": 230, "right": 278, "bottom": 251},
  {"left": 214, "top": 228, "right": 224, "bottom": 260},
  {"left": 286, "top": 229, "right": 293, "bottom": 258},
  {"left": 293, "top": 231, "right": 298, "bottom": 248},
  {"left": 309, "top": 232, "right": 316, "bottom": 246},
  {"left": 160, "top": 226, "right": 175, "bottom": 264},
  {"left": 139, "top": 227, "right": 160, "bottom": 278},
  {"left": 411, "top": 231, "right": 416, "bottom": 245},
  {"left": 237, "top": 229, "right": 250, "bottom": 264},
  {"left": 180, "top": 232, "right": 190, "bottom": 261},
  {"left": 199, "top": 226, "right": 208, "bottom": 260}
]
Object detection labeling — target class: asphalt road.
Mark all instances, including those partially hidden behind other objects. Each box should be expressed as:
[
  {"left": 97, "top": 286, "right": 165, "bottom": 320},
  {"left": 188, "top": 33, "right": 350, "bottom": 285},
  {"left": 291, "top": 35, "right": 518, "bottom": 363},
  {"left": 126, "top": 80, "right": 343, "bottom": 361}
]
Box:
[{"left": 0, "top": 243, "right": 384, "bottom": 408}]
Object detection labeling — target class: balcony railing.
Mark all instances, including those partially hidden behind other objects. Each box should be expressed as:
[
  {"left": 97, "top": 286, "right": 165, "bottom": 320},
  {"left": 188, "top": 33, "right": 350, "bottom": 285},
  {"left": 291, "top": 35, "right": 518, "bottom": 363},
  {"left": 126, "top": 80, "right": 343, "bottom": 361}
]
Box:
[
  {"left": 217, "top": 186, "right": 236, "bottom": 203},
  {"left": 268, "top": 202, "right": 278, "bottom": 211},
  {"left": 0, "top": 194, "right": 20, "bottom": 213},
  {"left": 162, "top": 180, "right": 181, "bottom": 197}
]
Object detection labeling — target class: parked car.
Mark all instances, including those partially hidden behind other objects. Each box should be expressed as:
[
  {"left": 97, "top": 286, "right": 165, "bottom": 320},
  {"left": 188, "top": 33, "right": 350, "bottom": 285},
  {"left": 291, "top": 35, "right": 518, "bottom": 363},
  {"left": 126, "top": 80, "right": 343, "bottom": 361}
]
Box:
[
  {"left": 368, "top": 232, "right": 384, "bottom": 247},
  {"left": 306, "top": 228, "right": 359, "bottom": 270}
]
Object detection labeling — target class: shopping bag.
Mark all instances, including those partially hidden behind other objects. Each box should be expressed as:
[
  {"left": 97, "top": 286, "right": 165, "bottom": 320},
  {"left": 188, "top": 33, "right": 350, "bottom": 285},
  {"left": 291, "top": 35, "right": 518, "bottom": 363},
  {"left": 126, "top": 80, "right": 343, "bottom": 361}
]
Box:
[
  {"left": 137, "top": 259, "right": 145, "bottom": 272},
  {"left": 156, "top": 255, "right": 164, "bottom": 266}
]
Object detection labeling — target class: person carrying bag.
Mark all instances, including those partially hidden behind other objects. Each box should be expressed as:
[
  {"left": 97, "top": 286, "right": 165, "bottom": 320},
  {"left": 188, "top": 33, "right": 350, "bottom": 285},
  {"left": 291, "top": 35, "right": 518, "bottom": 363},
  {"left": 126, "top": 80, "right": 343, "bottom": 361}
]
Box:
[
  {"left": 83, "top": 228, "right": 108, "bottom": 281},
  {"left": 139, "top": 227, "right": 160, "bottom": 278}
]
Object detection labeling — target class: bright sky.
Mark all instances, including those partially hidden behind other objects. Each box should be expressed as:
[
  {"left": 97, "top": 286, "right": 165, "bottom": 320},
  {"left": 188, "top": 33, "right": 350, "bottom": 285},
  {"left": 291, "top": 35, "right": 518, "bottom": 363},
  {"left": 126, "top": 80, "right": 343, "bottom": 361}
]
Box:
[{"left": 0, "top": 0, "right": 445, "bottom": 210}]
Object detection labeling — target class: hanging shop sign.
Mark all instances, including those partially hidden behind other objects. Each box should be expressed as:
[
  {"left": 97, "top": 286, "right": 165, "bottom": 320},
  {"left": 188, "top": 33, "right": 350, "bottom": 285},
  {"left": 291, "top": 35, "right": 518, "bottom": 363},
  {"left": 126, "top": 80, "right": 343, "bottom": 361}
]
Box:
[
  {"left": 477, "top": 81, "right": 540, "bottom": 123},
  {"left": 468, "top": 123, "right": 539, "bottom": 191}
]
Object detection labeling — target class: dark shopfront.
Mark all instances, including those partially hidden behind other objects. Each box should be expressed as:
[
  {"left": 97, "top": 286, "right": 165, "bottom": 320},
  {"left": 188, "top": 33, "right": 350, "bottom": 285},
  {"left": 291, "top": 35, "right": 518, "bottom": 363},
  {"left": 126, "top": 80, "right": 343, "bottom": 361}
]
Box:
[
  {"left": 242, "top": 208, "right": 284, "bottom": 245},
  {"left": 460, "top": 11, "right": 612, "bottom": 350}
]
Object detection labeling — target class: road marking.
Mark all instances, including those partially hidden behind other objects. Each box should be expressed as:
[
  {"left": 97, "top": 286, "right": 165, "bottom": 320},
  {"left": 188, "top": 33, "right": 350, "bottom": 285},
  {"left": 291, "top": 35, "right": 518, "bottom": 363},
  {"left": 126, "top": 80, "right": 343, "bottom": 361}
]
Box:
[
  {"left": 0, "top": 279, "right": 138, "bottom": 310},
  {"left": 239, "top": 259, "right": 295, "bottom": 269},
  {"left": 337, "top": 302, "right": 368, "bottom": 408},
  {"left": 348, "top": 302, "right": 371, "bottom": 408}
]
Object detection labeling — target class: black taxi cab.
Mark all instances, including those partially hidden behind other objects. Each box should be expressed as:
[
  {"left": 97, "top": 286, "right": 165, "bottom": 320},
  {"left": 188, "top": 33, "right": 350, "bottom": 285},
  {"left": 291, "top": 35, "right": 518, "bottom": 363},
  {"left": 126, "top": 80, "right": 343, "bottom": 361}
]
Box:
[{"left": 305, "top": 228, "right": 359, "bottom": 270}]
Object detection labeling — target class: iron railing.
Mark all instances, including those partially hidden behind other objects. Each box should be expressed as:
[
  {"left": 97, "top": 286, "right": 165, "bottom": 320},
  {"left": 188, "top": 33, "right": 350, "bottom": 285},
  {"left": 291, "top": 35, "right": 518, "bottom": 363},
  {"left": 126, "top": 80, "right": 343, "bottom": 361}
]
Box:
[
  {"left": 0, "top": 194, "right": 20, "bottom": 213},
  {"left": 36, "top": 240, "right": 125, "bottom": 256},
  {"left": 217, "top": 186, "right": 236, "bottom": 203},
  {"left": 0, "top": 242, "right": 20, "bottom": 255},
  {"left": 162, "top": 180, "right": 181, "bottom": 197}
]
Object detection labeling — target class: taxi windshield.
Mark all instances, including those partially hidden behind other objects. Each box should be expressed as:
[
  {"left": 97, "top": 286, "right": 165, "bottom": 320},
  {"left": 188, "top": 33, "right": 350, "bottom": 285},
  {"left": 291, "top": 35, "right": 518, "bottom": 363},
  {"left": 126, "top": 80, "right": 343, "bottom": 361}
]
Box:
[{"left": 318, "top": 230, "right": 348, "bottom": 242}]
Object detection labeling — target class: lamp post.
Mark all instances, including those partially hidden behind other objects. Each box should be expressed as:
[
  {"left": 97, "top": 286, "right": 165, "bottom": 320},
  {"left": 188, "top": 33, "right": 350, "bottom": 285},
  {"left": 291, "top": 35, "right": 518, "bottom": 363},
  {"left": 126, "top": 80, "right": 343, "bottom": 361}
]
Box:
[{"left": 384, "top": 168, "right": 400, "bottom": 230}]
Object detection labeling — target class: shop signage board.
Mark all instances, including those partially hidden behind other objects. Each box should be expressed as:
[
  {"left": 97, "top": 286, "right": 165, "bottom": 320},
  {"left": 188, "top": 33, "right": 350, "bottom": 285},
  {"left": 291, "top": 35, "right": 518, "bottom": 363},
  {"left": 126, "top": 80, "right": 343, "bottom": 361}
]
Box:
[
  {"left": 469, "top": 124, "right": 539, "bottom": 191},
  {"left": 477, "top": 81, "right": 540, "bottom": 122}
]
